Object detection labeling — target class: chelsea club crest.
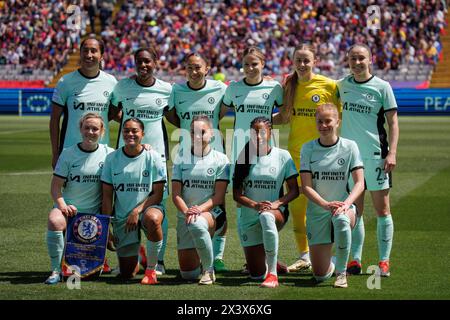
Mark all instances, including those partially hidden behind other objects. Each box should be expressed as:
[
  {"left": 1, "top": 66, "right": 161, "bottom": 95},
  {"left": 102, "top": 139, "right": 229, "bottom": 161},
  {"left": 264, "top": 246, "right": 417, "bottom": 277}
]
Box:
[{"left": 73, "top": 215, "right": 102, "bottom": 244}]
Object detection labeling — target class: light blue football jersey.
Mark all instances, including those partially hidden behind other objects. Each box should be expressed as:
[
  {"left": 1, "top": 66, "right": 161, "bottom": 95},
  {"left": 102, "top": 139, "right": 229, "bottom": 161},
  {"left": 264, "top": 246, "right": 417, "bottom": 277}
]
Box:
[
  {"left": 54, "top": 143, "right": 114, "bottom": 213},
  {"left": 338, "top": 75, "right": 397, "bottom": 159},
  {"left": 172, "top": 149, "right": 230, "bottom": 214},
  {"left": 223, "top": 79, "right": 283, "bottom": 162},
  {"left": 239, "top": 147, "right": 298, "bottom": 226},
  {"left": 168, "top": 79, "right": 227, "bottom": 153},
  {"left": 300, "top": 137, "right": 364, "bottom": 215},
  {"left": 101, "top": 148, "right": 167, "bottom": 222},
  {"left": 52, "top": 70, "right": 117, "bottom": 150},
  {"left": 110, "top": 77, "right": 172, "bottom": 156}
]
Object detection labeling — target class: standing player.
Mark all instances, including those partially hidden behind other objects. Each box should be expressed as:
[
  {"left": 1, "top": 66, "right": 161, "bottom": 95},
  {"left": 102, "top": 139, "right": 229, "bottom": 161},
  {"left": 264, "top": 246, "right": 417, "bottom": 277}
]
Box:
[
  {"left": 339, "top": 44, "right": 399, "bottom": 276},
  {"left": 45, "top": 113, "right": 114, "bottom": 284},
  {"left": 233, "top": 117, "right": 299, "bottom": 288},
  {"left": 101, "top": 118, "right": 167, "bottom": 284},
  {"left": 300, "top": 104, "right": 364, "bottom": 288},
  {"left": 167, "top": 53, "right": 229, "bottom": 273},
  {"left": 172, "top": 115, "right": 230, "bottom": 285},
  {"left": 109, "top": 47, "right": 178, "bottom": 275},
  {"left": 274, "top": 44, "right": 340, "bottom": 272},
  {"left": 50, "top": 38, "right": 118, "bottom": 169}
]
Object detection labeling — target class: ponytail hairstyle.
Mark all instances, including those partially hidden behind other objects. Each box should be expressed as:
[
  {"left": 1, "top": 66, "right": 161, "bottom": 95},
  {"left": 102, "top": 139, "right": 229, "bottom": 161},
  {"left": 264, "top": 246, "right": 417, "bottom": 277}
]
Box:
[
  {"left": 282, "top": 43, "right": 317, "bottom": 122},
  {"left": 233, "top": 117, "right": 272, "bottom": 190}
]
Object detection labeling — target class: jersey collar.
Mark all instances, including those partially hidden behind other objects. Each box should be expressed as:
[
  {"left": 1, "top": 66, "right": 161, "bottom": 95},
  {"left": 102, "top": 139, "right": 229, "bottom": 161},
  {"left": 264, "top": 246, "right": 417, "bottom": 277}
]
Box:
[
  {"left": 243, "top": 78, "right": 263, "bottom": 87},
  {"left": 187, "top": 80, "right": 207, "bottom": 91},
  {"left": 352, "top": 75, "right": 374, "bottom": 84},
  {"left": 318, "top": 137, "right": 340, "bottom": 148},
  {"left": 77, "top": 143, "right": 99, "bottom": 153},
  {"left": 78, "top": 69, "right": 100, "bottom": 79}
]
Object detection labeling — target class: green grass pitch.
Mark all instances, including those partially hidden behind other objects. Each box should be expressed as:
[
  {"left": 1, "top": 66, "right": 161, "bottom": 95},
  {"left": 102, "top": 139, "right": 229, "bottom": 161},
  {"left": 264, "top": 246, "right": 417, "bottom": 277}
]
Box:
[{"left": 0, "top": 115, "right": 449, "bottom": 300}]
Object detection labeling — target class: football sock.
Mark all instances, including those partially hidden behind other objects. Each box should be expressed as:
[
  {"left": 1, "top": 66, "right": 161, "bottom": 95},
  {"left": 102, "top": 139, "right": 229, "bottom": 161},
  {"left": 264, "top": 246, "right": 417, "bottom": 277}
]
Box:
[
  {"left": 146, "top": 239, "right": 163, "bottom": 270},
  {"left": 377, "top": 215, "right": 394, "bottom": 261},
  {"left": 212, "top": 235, "right": 226, "bottom": 260},
  {"left": 47, "top": 230, "right": 64, "bottom": 273},
  {"left": 187, "top": 216, "right": 214, "bottom": 270},
  {"left": 332, "top": 214, "right": 351, "bottom": 274},
  {"left": 259, "top": 211, "right": 278, "bottom": 275},
  {"left": 351, "top": 215, "right": 365, "bottom": 263},
  {"left": 158, "top": 215, "right": 168, "bottom": 262}
]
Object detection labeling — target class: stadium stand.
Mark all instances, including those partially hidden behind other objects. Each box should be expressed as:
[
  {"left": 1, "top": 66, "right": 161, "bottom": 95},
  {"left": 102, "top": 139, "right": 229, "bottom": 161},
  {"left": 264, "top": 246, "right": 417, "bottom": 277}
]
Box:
[{"left": 0, "top": 0, "right": 448, "bottom": 88}]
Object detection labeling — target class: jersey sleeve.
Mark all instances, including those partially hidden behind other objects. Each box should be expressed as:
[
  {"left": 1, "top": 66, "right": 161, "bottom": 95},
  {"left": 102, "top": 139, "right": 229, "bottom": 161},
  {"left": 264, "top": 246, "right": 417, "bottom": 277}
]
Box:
[
  {"left": 299, "top": 143, "right": 313, "bottom": 173},
  {"left": 51, "top": 77, "right": 67, "bottom": 107},
  {"left": 53, "top": 149, "right": 70, "bottom": 179},
  {"left": 349, "top": 141, "right": 364, "bottom": 171},
  {"left": 222, "top": 83, "right": 233, "bottom": 107},
  {"left": 109, "top": 81, "right": 121, "bottom": 108},
  {"left": 274, "top": 82, "right": 284, "bottom": 107},
  {"left": 216, "top": 155, "right": 230, "bottom": 182},
  {"left": 284, "top": 153, "right": 299, "bottom": 180},
  {"left": 382, "top": 83, "right": 398, "bottom": 111},
  {"left": 101, "top": 153, "right": 113, "bottom": 185},
  {"left": 330, "top": 80, "right": 342, "bottom": 113},
  {"left": 151, "top": 151, "right": 167, "bottom": 183},
  {"left": 167, "top": 85, "right": 176, "bottom": 111}
]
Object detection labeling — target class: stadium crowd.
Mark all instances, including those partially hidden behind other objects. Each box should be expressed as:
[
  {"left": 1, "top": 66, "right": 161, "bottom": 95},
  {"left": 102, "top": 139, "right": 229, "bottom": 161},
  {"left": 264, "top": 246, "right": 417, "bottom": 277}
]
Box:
[{"left": 0, "top": 0, "right": 448, "bottom": 78}]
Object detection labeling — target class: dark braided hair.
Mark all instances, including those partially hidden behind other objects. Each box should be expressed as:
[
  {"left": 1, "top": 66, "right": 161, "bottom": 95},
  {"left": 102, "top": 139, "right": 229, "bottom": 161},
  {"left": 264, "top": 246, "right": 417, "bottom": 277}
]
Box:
[{"left": 233, "top": 117, "right": 272, "bottom": 190}]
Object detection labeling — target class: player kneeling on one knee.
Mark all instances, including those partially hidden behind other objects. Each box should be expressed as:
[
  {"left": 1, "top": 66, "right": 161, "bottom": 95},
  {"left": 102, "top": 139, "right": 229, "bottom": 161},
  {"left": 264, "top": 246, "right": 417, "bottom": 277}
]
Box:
[
  {"left": 101, "top": 118, "right": 167, "bottom": 284},
  {"left": 172, "top": 115, "right": 230, "bottom": 285},
  {"left": 233, "top": 117, "right": 300, "bottom": 288},
  {"left": 300, "top": 104, "right": 365, "bottom": 288}
]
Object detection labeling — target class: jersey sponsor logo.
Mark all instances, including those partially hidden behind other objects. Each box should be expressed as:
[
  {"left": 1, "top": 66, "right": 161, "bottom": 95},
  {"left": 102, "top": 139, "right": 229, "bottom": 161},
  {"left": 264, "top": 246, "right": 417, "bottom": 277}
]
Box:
[
  {"left": 73, "top": 215, "right": 103, "bottom": 244},
  {"left": 114, "top": 183, "right": 125, "bottom": 192},
  {"left": 243, "top": 180, "right": 253, "bottom": 188},
  {"left": 178, "top": 100, "right": 187, "bottom": 105},
  {"left": 180, "top": 112, "right": 191, "bottom": 120},
  {"left": 156, "top": 98, "right": 162, "bottom": 105},
  {"left": 236, "top": 105, "right": 245, "bottom": 113},
  {"left": 208, "top": 97, "right": 215, "bottom": 104},
  {"left": 126, "top": 109, "right": 135, "bottom": 117},
  {"left": 262, "top": 93, "right": 269, "bottom": 100},
  {"left": 338, "top": 158, "right": 345, "bottom": 165},
  {"left": 142, "top": 170, "right": 149, "bottom": 177},
  {"left": 312, "top": 94, "right": 320, "bottom": 103},
  {"left": 242, "top": 233, "right": 248, "bottom": 241},
  {"left": 183, "top": 180, "right": 190, "bottom": 187},
  {"left": 70, "top": 174, "right": 81, "bottom": 182},
  {"left": 74, "top": 102, "right": 85, "bottom": 110}
]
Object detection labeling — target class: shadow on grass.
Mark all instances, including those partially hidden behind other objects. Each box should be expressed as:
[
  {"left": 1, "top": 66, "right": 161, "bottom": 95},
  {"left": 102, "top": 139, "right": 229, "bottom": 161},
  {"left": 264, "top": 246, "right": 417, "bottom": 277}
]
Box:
[{"left": 0, "top": 272, "right": 51, "bottom": 284}]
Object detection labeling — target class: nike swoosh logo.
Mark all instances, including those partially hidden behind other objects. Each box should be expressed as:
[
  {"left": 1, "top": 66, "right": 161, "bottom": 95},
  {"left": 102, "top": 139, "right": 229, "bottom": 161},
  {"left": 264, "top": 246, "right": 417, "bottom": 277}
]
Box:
[
  {"left": 310, "top": 160, "right": 319, "bottom": 164},
  {"left": 338, "top": 246, "right": 347, "bottom": 250},
  {"left": 72, "top": 165, "right": 80, "bottom": 168},
  {"left": 181, "top": 168, "right": 189, "bottom": 172},
  {"left": 113, "top": 172, "right": 122, "bottom": 176},
  {"left": 343, "top": 92, "right": 349, "bottom": 94},
  {"left": 179, "top": 100, "right": 187, "bottom": 104},
  {"left": 235, "top": 95, "right": 243, "bottom": 98},
  {"left": 125, "top": 97, "right": 134, "bottom": 101},
  {"left": 382, "top": 239, "right": 391, "bottom": 242}
]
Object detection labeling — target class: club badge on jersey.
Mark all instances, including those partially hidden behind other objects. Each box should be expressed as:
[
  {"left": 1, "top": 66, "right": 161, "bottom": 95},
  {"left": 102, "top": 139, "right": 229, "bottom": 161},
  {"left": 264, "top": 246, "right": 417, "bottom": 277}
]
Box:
[{"left": 62, "top": 213, "right": 111, "bottom": 278}]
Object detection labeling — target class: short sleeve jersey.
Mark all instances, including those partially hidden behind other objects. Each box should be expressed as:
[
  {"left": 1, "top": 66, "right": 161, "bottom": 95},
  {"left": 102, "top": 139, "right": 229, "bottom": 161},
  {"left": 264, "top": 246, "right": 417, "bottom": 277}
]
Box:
[
  {"left": 168, "top": 80, "right": 227, "bottom": 153},
  {"left": 338, "top": 75, "right": 398, "bottom": 159},
  {"left": 300, "top": 137, "right": 364, "bottom": 215},
  {"left": 101, "top": 148, "right": 167, "bottom": 222},
  {"left": 288, "top": 74, "right": 340, "bottom": 157},
  {"left": 110, "top": 77, "right": 172, "bottom": 156},
  {"left": 54, "top": 143, "right": 114, "bottom": 213},
  {"left": 52, "top": 70, "right": 117, "bottom": 151},
  {"left": 239, "top": 147, "right": 298, "bottom": 222},
  {"left": 223, "top": 79, "right": 283, "bottom": 162},
  {"left": 172, "top": 149, "right": 230, "bottom": 214}
]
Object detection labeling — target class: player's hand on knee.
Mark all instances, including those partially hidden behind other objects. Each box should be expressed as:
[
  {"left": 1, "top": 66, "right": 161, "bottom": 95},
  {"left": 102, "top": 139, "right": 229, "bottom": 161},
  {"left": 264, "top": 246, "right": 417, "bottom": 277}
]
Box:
[
  {"left": 66, "top": 205, "right": 78, "bottom": 217},
  {"left": 125, "top": 211, "right": 139, "bottom": 232}
]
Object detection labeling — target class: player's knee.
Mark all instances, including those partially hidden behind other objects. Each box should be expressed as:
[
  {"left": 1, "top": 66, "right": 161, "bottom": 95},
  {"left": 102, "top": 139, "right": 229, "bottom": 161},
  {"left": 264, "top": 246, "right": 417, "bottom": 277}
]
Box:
[
  {"left": 187, "top": 216, "right": 208, "bottom": 237},
  {"left": 332, "top": 214, "right": 350, "bottom": 230},
  {"left": 47, "top": 212, "right": 66, "bottom": 231},
  {"left": 180, "top": 266, "right": 201, "bottom": 281},
  {"left": 143, "top": 209, "right": 162, "bottom": 229}
]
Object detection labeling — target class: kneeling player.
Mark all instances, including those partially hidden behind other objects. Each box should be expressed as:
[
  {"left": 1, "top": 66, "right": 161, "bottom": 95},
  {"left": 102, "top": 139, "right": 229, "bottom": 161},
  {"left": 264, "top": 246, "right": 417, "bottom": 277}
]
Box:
[
  {"left": 172, "top": 115, "right": 230, "bottom": 285},
  {"left": 300, "top": 104, "right": 364, "bottom": 288},
  {"left": 101, "top": 118, "right": 167, "bottom": 284},
  {"left": 233, "top": 117, "right": 299, "bottom": 288}
]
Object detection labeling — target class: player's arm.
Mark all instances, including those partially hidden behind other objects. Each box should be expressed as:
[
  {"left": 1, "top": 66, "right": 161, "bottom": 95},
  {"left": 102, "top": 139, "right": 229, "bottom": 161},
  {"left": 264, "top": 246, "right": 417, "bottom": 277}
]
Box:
[
  {"left": 50, "top": 175, "right": 77, "bottom": 217},
  {"left": 300, "top": 171, "right": 336, "bottom": 212},
  {"left": 333, "top": 167, "right": 365, "bottom": 215},
  {"left": 196, "top": 180, "right": 228, "bottom": 213},
  {"left": 384, "top": 110, "right": 399, "bottom": 173},
  {"left": 260, "top": 176, "right": 299, "bottom": 210},
  {"left": 172, "top": 180, "right": 189, "bottom": 214},
  {"left": 233, "top": 185, "right": 260, "bottom": 210},
  {"left": 219, "top": 102, "right": 229, "bottom": 119},
  {"left": 108, "top": 103, "right": 122, "bottom": 123},
  {"left": 272, "top": 111, "right": 288, "bottom": 125},
  {"left": 164, "top": 107, "right": 180, "bottom": 127},
  {"left": 49, "top": 103, "right": 63, "bottom": 169},
  {"left": 101, "top": 183, "right": 114, "bottom": 215}
]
